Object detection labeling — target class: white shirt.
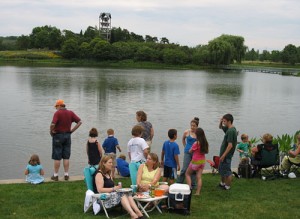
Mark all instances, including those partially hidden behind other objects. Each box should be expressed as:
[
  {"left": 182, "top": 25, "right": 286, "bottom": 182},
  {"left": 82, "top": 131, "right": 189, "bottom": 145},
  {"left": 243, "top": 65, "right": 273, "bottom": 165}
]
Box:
[{"left": 127, "top": 137, "right": 149, "bottom": 162}]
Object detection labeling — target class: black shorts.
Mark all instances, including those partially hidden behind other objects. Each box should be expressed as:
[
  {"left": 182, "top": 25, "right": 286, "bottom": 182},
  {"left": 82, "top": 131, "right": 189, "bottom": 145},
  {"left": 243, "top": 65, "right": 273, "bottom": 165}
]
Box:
[{"left": 163, "top": 166, "right": 177, "bottom": 179}]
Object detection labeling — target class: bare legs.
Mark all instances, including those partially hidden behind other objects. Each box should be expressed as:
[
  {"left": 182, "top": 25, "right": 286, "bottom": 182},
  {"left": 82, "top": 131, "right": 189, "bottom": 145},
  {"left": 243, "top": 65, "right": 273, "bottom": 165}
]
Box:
[
  {"left": 54, "top": 159, "right": 69, "bottom": 174},
  {"left": 186, "top": 167, "right": 203, "bottom": 195},
  {"left": 121, "top": 195, "right": 143, "bottom": 219}
]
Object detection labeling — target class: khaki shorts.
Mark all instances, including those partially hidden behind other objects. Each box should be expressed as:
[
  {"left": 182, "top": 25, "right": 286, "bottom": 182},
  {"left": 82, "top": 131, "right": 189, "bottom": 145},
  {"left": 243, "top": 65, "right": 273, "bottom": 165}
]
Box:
[{"left": 105, "top": 153, "right": 117, "bottom": 166}]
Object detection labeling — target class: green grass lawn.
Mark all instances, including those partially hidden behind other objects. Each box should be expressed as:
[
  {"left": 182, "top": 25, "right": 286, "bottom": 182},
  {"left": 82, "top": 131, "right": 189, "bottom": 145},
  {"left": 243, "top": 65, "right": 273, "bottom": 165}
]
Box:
[{"left": 0, "top": 174, "right": 299, "bottom": 219}]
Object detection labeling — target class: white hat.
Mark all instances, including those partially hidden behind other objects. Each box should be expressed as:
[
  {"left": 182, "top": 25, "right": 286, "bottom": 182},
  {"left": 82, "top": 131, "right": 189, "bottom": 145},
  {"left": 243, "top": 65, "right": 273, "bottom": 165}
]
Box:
[{"left": 288, "top": 172, "right": 296, "bottom": 179}]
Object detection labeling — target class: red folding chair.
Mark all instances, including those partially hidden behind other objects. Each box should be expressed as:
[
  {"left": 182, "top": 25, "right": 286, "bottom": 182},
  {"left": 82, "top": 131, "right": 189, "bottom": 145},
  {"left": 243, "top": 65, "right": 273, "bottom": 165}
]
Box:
[{"left": 206, "top": 156, "right": 220, "bottom": 175}]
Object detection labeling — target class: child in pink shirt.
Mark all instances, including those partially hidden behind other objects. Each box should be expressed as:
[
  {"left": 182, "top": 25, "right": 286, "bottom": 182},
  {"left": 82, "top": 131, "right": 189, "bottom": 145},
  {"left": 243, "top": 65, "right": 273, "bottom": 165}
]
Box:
[{"left": 185, "top": 128, "right": 209, "bottom": 195}]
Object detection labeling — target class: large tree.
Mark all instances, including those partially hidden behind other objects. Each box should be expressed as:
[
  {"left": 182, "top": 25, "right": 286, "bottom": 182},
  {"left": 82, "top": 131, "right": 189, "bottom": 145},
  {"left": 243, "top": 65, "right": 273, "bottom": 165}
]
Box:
[{"left": 281, "top": 44, "right": 298, "bottom": 65}]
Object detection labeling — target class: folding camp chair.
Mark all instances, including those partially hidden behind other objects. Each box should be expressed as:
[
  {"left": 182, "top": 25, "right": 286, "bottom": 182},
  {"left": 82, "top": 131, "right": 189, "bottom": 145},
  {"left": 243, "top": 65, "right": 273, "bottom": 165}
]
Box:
[
  {"left": 251, "top": 143, "right": 280, "bottom": 178},
  {"left": 206, "top": 156, "right": 220, "bottom": 175},
  {"left": 83, "top": 166, "right": 114, "bottom": 218}
]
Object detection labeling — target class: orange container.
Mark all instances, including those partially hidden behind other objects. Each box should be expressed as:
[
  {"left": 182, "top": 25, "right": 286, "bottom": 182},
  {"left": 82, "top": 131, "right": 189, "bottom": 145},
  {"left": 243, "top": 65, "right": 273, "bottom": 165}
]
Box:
[{"left": 154, "top": 188, "right": 165, "bottom": 196}]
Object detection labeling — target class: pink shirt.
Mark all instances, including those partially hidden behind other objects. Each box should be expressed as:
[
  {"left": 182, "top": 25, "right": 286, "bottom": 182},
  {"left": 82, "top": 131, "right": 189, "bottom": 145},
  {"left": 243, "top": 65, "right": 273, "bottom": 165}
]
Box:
[{"left": 191, "top": 142, "right": 206, "bottom": 165}]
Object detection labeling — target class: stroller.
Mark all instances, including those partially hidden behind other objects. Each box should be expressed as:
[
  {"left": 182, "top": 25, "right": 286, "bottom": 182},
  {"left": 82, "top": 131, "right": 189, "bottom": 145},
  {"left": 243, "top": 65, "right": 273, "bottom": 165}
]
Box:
[{"left": 206, "top": 156, "right": 220, "bottom": 175}]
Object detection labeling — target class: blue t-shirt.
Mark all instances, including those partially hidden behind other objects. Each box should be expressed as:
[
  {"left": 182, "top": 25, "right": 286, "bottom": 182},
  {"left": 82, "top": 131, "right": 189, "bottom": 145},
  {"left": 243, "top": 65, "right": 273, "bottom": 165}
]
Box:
[
  {"left": 162, "top": 140, "right": 180, "bottom": 168},
  {"left": 102, "top": 136, "right": 119, "bottom": 153},
  {"left": 116, "top": 158, "right": 130, "bottom": 177}
]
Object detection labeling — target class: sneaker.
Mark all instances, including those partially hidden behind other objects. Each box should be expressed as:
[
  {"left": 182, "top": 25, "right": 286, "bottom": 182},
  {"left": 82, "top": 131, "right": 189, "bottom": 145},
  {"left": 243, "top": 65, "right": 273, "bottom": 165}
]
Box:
[
  {"left": 51, "top": 175, "right": 58, "bottom": 181},
  {"left": 218, "top": 183, "right": 225, "bottom": 188},
  {"left": 64, "top": 175, "right": 69, "bottom": 181}
]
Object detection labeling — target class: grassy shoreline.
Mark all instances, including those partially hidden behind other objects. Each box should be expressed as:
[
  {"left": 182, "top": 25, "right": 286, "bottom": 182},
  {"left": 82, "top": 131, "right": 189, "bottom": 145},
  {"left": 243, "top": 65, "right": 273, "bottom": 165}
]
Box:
[{"left": 0, "top": 174, "right": 299, "bottom": 219}]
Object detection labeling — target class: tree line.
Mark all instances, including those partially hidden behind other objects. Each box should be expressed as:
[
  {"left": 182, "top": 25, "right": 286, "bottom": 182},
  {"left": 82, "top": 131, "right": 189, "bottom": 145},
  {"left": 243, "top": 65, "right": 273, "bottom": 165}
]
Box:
[{"left": 0, "top": 25, "right": 299, "bottom": 65}]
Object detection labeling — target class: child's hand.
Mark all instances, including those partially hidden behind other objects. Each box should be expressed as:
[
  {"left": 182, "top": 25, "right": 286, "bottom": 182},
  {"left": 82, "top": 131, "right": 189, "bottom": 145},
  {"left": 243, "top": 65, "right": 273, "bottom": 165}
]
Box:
[
  {"left": 119, "top": 148, "right": 122, "bottom": 152},
  {"left": 160, "top": 161, "right": 164, "bottom": 168}
]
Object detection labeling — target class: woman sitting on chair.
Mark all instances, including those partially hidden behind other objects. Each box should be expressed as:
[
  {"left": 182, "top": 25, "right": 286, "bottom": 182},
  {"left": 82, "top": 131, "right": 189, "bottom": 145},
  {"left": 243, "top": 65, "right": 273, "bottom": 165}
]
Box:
[
  {"left": 136, "top": 153, "right": 169, "bottom": 193},
  {"left": 95, "top": 155, "right": 144, "bottom": 219},
  {"left": 281, "top": 133, "right": 300, "bottom": 174}
]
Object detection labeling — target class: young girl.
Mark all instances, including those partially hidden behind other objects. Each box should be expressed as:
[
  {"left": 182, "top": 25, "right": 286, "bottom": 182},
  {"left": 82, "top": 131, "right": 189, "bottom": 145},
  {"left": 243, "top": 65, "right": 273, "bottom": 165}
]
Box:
[
  {"left": 86, "top": 128, "right": 103, "bottom": 168},
  {"left": 185, "top": 128, "right": 209, "bottom": 195},
  {"left": 25, "top": 154, "right": 45, "bottom": 184}
]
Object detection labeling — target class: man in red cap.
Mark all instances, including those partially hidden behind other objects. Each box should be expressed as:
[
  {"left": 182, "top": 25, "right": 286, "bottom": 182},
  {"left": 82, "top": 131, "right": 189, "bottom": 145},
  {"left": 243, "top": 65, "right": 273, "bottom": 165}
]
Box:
[{"left": 50, "top": 99, "right": 82, "bottom": 181}]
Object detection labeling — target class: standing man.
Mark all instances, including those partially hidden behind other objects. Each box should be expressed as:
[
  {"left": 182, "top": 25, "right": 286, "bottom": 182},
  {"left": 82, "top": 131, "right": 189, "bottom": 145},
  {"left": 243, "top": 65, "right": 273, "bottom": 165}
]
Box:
[
  {"left": 218, "top": 114, "right": 237, "bottom": 190},
  {"left": 50, "top": 99, "right": 82, "bottom": 181}
]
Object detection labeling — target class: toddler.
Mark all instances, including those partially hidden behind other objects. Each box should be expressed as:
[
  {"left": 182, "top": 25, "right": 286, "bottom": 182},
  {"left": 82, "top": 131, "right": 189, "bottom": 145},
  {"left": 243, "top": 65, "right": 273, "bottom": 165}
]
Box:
[{"left": 25, "top": 154, "right": 45, "bottom": 184}]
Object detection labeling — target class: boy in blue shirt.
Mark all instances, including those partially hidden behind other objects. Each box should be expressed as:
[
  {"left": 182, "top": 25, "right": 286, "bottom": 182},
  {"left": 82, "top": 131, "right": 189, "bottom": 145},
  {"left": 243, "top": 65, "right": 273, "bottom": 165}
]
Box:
[
  {"left": 161, "top": 129, "right": 180, "bottom": 184},
  {"left": 102, "top": 128, "right": 121, "bottom": 179},
  {"left": 116, "top": 154, "right": 130, "bottom": 177}
]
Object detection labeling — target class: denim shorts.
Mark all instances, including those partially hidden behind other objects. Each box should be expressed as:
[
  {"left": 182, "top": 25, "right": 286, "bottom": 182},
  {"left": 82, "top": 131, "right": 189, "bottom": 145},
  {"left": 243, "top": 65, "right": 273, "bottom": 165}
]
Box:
[
  {"left": 52, "top": 133, "right": 71, "bottom": 160},
  {"left": 219, "top": 158, "right": 232, "bottom": 177}
]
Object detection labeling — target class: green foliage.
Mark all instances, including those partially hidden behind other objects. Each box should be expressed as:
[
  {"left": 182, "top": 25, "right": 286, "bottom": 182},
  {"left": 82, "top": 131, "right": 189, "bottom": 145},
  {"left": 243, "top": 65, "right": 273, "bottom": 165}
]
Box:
[
  {"left": 276, "top": 134, "right": 294, "bottom": 154},
  {"left": 282, "top": 44, "right": 298, "bottom": 65},
  {"left": 61, "top": 38, "right": 79, "bottom": 58}
]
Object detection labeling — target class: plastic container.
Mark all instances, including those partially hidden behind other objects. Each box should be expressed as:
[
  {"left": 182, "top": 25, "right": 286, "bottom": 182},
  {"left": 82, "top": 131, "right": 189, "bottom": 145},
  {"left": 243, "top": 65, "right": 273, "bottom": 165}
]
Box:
[{"left": 154, "top": 188, "right": 165, "bottom": 196}]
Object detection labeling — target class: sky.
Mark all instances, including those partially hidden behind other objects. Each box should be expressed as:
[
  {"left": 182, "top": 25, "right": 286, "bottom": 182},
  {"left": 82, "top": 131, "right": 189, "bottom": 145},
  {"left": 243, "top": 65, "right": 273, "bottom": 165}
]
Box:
[{"left": 1, "top": 0, "right": 300, "bottom": 51}]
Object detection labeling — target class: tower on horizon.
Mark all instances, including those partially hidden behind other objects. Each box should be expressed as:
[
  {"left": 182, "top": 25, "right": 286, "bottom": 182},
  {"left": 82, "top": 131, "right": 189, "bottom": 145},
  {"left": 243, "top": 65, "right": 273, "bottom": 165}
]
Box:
[{"left": 99, "top": 12, "right": 111, "bottom": 41}]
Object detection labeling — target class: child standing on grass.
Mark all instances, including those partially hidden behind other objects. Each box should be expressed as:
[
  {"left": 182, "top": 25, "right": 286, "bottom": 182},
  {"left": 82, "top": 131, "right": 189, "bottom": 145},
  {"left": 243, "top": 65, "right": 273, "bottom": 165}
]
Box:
[
  {"left": 161, "top": 129, "right": 180, "bottom": 185},
  {"left": 25, "top": 154, "right": 45, "bottom": 184},
  {"left": 185, "top": 128, "right": 209, "bottom": 195},
  {"left": 102, "top": 128, "right": 121, "bottom": 179},
  {"left": 86, "top": 128, "right": 103, "bottom": 168},
  {"left": 237, "top": 134, "right": 251, "bottom": 161}
]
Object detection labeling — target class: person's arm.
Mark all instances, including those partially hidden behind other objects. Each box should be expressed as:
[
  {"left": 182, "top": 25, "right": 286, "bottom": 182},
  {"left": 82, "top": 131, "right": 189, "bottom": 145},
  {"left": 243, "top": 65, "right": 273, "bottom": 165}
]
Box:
[
  {"left": 136, "top": 164, "right": 144, "bottom": 188},
  {"left": 150, "top": 168, "right": 161, "bottom": 186},
  {"left": 220, "top": 143, "right": 233, "bottom": 162},
  {"left": 71, "top": 121, "right": 82, "bottom": 133},
  {"left": 219, "top": 118, "right": 223, "bottom": 129},
  {"left": 97, "top": 141, "right": 103, "bottom": 158},
  {"left": 50, "top": 123, "right": 56, "bottom": 136},
  {"left": 182, "top": 130, "right": 187, "bottom": 147},
  {"left": 161, "top": 150, "right": 165, "bottom": 167},
  {"left": 150, "top": 127, "right": 154, "bottom": 141},
  {"left": 174, "top": 155, "right": 180, "bottom": 171},
  {"left": 116, "top": 145, "right": 121, "bottom": 152},
  {"left": 289, "top": 144, "right": 300, "bottom": 157},
  {"left": 40, "top": 168, "right": 45, "bottom": 176},
  {"left": 143, "top": 148, "right": 149, "bottom": 160},
  {"left": 128, "top": 152, "right": 131, "bottom": 161},
  {"left": 24, "top": 168, "right": 29, "bottom": 175}
]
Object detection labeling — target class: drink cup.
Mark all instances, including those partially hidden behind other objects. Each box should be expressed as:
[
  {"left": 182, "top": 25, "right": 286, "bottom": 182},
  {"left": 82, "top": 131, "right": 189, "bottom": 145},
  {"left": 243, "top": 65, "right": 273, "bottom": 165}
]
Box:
[
  {"left": 118, "top": 182, "right": 122, "bottom": 188},
  {"left": 130, "top": 185, "right": 137, "bottom": 193}
]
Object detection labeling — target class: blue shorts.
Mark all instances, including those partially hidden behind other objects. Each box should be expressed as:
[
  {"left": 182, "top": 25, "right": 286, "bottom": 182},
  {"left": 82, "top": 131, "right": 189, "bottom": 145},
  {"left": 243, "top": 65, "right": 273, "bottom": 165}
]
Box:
[
  {"left": 52, "top": 133, "right": 71, "bottom": 160},
  {"left": 219, "top": 158, "right": 232, "bottom": 177},
  {"left": 163, "top": 166, "right": 177, "bottom": 179}
]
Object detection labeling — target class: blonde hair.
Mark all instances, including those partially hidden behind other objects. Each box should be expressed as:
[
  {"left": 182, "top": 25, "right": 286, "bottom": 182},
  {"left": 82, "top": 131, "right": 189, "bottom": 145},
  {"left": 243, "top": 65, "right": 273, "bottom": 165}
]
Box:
[
  {"left": 262, "top": 133, "right": 273, "bottom": 144},
  {"left": 107, "top": 128, "right": 114, "bottom": 135},
  {"left": 98, "top": 155, "right": 113, "bottom": 175}
]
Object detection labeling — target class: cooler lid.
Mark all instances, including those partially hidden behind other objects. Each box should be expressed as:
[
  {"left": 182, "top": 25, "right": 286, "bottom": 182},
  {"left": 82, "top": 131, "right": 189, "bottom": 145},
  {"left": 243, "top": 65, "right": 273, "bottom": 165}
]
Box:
[{"left": 169, "top": 183, "right": 191, "bottom": 195}]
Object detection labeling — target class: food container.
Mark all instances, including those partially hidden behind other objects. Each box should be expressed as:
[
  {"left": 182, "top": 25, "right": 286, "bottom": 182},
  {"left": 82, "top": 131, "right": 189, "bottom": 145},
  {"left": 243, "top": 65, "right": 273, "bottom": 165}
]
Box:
[{"left": 154, "top": 188, "right": 165, "bottom": 196}]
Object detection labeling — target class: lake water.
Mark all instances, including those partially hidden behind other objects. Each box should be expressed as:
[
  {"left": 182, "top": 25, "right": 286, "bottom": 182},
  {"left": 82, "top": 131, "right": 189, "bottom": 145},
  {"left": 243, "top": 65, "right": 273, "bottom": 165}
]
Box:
[{"left": 0, "top": 66, "right": 299, "bottom": 180}]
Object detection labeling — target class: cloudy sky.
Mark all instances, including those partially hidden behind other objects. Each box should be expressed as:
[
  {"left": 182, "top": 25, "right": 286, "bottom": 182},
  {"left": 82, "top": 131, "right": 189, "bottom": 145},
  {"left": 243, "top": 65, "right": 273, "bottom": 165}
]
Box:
[{"left": 1, "top": 0, "right": 299, "bottom": 51}]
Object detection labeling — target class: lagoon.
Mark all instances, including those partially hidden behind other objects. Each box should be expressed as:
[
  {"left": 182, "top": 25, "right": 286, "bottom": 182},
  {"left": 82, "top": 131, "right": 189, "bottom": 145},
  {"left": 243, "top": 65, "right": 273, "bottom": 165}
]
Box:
[{"left": 0, "top": 66, "right": 299, "bottom": 180}]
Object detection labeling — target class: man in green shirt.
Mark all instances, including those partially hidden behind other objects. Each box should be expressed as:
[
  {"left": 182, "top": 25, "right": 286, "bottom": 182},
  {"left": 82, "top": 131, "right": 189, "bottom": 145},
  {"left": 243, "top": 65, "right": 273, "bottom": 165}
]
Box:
[{"left": 218, "top": 114, "right": 237, "bottom": 190}]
